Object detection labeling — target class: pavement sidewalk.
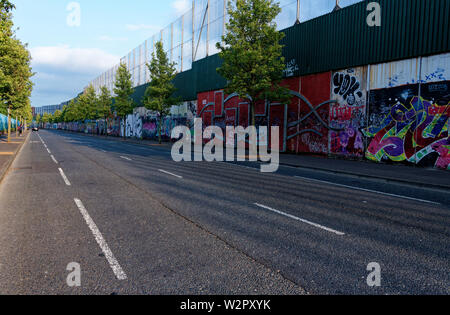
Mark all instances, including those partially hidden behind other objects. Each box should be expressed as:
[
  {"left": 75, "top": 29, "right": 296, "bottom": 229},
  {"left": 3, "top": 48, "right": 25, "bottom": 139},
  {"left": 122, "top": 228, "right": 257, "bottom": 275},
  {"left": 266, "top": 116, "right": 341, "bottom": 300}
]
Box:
[
  {"left": 54, "top": 130, "right": 450, "bottom": 191},
  {"left": 0, "top": 131, "right": 30, "bottom": 184},
  {"left": 278, "top": 153, "right": 450, "bottom": 190}
]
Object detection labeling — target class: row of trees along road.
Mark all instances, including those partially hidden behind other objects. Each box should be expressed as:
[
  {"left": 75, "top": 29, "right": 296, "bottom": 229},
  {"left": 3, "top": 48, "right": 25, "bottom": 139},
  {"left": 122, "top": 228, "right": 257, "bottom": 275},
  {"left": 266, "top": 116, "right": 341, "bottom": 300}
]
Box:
[
  {"left": 46, "top": 0, "right": 286, "bottom": 144},
  {"left": 0, "top": 0, "right": 33, "bottom": 141},
  {"left": 46, "top": 41, "right": 179, "bottom": 144}
]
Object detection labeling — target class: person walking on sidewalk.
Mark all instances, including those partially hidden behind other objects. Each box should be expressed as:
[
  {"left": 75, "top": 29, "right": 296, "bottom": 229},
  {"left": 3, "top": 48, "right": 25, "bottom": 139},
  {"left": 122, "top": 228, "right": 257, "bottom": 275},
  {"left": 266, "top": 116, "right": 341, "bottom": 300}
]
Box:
[{"left": 18, "top": 124, "right": 22, "bottom": 137}]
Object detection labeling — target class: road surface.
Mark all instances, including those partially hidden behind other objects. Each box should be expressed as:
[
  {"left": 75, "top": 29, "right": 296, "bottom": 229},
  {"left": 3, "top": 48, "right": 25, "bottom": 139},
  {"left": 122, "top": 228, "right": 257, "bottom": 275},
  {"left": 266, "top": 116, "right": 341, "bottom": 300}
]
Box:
[{"left": 0, "top": 130, "right": 448, "bottom": 295}]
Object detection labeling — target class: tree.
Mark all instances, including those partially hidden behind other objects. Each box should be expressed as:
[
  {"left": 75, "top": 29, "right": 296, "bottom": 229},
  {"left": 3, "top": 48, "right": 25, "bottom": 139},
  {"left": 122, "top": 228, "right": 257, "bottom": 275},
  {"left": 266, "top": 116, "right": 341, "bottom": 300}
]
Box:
[
  {"left": 53, "top": 110, "right": 62, "bottom": 123},
  {"left": 41, "top": 112, "right": 50, "bottom": 126},
  {"left": 0, "top": 1, "right": 15, "bottom": 13},
  {"left": 97, "top": 86, "right": 112, "bottom": 136},
  {"left": 143, "top": 41, "right": 179, "bottom": 144},
  {"left": 77, "top": 85, "right": 98, "bottom": 121},
  {"left": 217, "top": 0, "right": 290, "bottom": 127},
  {"left": 0, "top": 1, "right": 33, "bottom": 140},
  {"left": 113, "top": 63, "right": 134, "bottom": 138},
  {"left": 65, "top": 98, "right": 81, "bottom": 122}
]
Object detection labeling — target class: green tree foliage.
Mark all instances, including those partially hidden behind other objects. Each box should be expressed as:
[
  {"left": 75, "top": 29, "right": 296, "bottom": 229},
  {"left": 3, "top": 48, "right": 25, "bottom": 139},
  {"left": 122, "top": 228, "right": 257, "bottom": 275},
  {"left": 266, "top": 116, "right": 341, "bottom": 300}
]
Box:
[
  {"left": 97, "top": 86, "right": 112, "bottom": 119},
  {"left": 113, "top": 63, "right": 134, "bottom": 138},
  {"left": 0, "top": 1, "right": 15, "bottom": 13},
  {"left": 63, "top": 100, "right": 78, "bottom": 122},
  {"left": 41, "top": 112, "right": 50, "bottom": 125},
  {"left": 143, "top": 41, "right": 179, "bottom": 144},
  {"left": 53, "top": 110, "right": 62, "bottom": 123},
  {"left": 217, "top": 0, "right": 290, "bottom": 126},
  {"left": 0, "top": 1, "right": 33, "bottom": 120},
  {"left": 77, "top": 85, "right": 98, "bottom": 121}
]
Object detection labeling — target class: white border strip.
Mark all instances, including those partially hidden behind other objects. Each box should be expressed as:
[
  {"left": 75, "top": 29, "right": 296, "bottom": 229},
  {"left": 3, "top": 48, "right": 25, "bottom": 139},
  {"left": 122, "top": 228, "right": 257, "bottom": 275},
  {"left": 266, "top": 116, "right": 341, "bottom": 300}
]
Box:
[
  {"left": 159, "top": 169, "right": 183, "bottom": 179},
  {"left": 74, "top": 198, "right": 127, "bottom": 280},
  {"left": 50, "top": 155, "right": 58, "bottom": 164},
  {"left": 58, "top": 168, "right": 71, "bottom": 186},
  {"left": 294, "top": 176, "right": 440, "bottom": 205},
  {"left": 255, "top": 203, "right": 345, "bottom": 236}
]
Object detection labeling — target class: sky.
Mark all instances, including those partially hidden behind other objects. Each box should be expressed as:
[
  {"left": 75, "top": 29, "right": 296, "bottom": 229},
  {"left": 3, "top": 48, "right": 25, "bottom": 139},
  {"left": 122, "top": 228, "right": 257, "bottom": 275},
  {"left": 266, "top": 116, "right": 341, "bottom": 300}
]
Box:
[
  {"left": 11, "top": 0, "right": 361, "bottom": 108},
  {"left": 12, "top": 0, "right": 192, "bottom": 107}
]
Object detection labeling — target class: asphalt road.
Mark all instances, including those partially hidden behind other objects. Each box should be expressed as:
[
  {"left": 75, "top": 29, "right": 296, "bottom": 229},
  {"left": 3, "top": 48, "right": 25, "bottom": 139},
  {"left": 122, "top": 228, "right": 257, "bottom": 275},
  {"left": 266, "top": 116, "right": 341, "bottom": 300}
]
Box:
[{"left": 0, "top": 129, "right": 448, "bottom": 295}]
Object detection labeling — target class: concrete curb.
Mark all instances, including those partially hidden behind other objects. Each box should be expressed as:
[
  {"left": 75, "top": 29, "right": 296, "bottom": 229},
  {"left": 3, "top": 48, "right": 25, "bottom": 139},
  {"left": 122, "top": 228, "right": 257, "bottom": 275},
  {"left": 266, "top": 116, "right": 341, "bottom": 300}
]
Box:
[
  {"left": 0, "top": 132, "right": 30, "bottom": 186},
  {"left": 279, "top": 162, "right": 450, "bottom": 191}
]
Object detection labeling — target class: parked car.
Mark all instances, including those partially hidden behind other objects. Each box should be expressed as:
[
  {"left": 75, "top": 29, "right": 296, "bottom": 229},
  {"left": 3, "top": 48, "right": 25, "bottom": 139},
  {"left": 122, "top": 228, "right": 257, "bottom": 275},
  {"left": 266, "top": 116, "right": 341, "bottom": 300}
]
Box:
[{"left": 32, "top": 127, "right": 39, "bottom": 132}]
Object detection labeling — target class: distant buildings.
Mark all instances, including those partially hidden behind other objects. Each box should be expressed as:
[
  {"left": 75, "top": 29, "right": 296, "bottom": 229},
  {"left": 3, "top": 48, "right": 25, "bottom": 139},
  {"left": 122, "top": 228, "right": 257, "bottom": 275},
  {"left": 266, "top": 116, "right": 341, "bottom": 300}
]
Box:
[{"left": 33, "top": 104, "right": 64, "bottom": 117}]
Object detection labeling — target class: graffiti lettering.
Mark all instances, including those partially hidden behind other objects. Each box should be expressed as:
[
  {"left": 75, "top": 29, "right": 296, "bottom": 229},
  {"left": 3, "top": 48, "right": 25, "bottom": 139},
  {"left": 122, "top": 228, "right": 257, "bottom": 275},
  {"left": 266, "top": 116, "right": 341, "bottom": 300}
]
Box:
[{"left": 333, "top": 72, "right": 364, "bottom": 106}]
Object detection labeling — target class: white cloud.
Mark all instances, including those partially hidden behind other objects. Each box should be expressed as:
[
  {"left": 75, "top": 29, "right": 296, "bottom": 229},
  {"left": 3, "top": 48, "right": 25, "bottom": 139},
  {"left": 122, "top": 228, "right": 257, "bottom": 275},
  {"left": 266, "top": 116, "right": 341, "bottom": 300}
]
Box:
[
  {"left": 172, "top": 0, "right": 190, "bottom": 16},
  {"left": 125, "top": 24, "right": 162, "bottom": 32},
  {"left": 30, "top": 45, "right": 119, "bottom": 74}
]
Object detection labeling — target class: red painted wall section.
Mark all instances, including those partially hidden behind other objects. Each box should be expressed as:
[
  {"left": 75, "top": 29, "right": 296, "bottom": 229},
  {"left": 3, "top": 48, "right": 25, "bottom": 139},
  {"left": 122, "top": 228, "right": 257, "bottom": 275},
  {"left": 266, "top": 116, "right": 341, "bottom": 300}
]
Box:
[
  {"left": 282, "top": 77, "right": 301, "bottom": 152},
  {"left": 297, "top": 72, "right": 332, "bottom": 155}
]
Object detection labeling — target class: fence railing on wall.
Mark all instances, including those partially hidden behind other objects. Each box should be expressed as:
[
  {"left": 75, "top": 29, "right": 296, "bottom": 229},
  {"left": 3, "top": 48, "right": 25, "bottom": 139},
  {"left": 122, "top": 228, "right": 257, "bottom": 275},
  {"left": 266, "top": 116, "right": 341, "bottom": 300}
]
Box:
[{"left": 89, "top": 0, "right": 363, "bottom": 95}]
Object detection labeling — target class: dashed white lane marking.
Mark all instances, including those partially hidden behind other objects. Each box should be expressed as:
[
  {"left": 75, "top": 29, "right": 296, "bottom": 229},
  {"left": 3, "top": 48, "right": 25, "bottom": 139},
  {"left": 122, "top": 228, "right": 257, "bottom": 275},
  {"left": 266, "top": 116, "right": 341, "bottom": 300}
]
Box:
[
  {"left": 158, "top": 169, "right": 183, "bottom": 179},
  {"left": 120, "top": 156, "right": 132, "bottom": 161},
  {"left": 254, "top": 203, "right": 346, "bottom": 236},
  {"left": 46, "top": 148, "right": 51, "bottom": 154},
  {"left": 74, "top": 198, "right": 127, "bottom": 280},
  {"left": 58, "top": 168, "right": 71, "bottom": 186},
  {"left": 293, "top": 176, "right": 440, "bottom": 205},
  {"left": 50, "top": 155, "right": 58, "bottom": 164}
]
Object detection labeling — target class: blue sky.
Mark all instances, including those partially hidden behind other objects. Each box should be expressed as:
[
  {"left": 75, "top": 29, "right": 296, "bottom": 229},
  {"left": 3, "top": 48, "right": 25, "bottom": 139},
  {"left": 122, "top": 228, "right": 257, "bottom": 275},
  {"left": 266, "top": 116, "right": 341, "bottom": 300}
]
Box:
[
  {"left": 12, "top": 0, "right": 191, "bottom": 107},
  {"left": 11, "top": 0, "right": 361, "bottom": 108}
]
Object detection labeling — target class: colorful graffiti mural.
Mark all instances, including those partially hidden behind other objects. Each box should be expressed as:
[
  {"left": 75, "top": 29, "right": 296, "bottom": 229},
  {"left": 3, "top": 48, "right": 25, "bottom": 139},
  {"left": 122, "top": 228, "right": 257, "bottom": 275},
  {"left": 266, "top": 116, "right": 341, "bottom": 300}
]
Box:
[
  {"left": 142, "top": 116, "right": 189, "bottom": 141},
  {"left": 123, "top": 113, "right": 143, "bottom": 138},
  {"left": 197, "top": 75, "right": 341, "bottom": 154},
  {"left": 42, "top": 52, "right": 449, "bottom": 171},
  {"left": 0, "top": 114, "right": 17, "bottom": 132},
  {"left": 294, "top": 73, "right": 333, "bottom": 155},
  {"left": 364, "top": 82, "right": 449, "bottom": 169},
  {"left": 329, "top": 68, "right": 367, "bottom": 158}
]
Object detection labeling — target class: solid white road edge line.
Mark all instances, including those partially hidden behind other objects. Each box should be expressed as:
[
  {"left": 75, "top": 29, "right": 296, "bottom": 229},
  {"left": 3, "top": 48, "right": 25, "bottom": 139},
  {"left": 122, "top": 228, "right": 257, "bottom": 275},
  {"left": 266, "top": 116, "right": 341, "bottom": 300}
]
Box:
[
  {"left": 158, "top": 169, "right": 183, "bottom": 179},
  {"left": 73, "top": 198, "right": 127, "bottom": 280},
  {"left": 293, "top": 175, "right": 440, "bottom": 205},
  {"left": 254, "top": 203, "right": 346, "bottom": 236},
  {"left": 58, "top": 168, "right": 71, "bottom": 186}
]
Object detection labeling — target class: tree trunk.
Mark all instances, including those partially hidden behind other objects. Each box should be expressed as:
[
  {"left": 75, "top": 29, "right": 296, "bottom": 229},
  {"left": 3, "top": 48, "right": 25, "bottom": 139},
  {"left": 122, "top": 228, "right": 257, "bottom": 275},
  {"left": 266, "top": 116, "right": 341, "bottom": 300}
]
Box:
[{"left": 7, "top": 108, "right": 11, "bottom": 143}]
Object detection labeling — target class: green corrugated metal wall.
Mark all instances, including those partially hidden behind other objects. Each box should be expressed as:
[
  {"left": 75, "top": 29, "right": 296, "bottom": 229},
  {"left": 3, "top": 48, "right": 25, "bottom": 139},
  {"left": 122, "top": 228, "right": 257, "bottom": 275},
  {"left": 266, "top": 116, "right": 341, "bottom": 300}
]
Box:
[
  {"left": 126, "top": 0, "right": 450, "bottom": 105},
  {"left": 280, "top": 0, "right": 450, "bottom": 78}
]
